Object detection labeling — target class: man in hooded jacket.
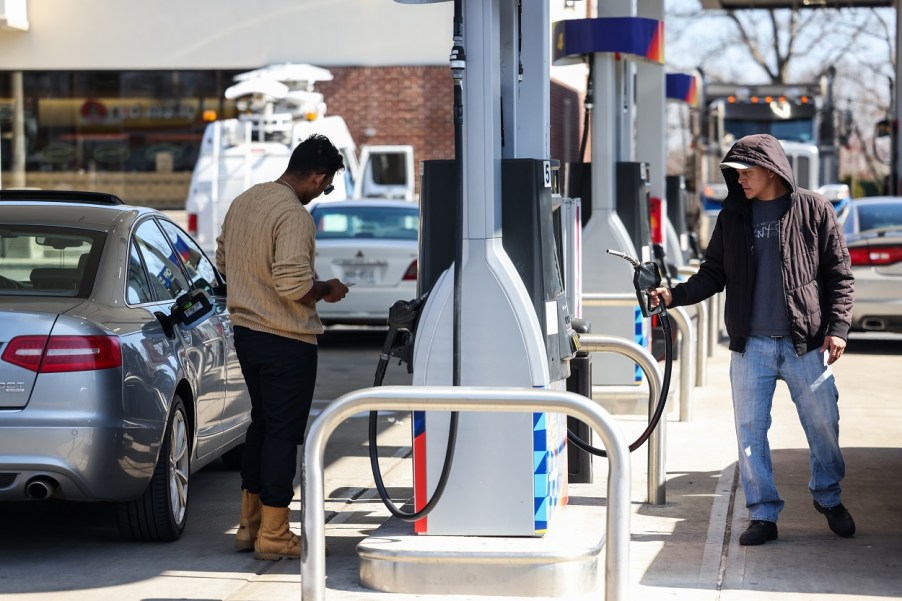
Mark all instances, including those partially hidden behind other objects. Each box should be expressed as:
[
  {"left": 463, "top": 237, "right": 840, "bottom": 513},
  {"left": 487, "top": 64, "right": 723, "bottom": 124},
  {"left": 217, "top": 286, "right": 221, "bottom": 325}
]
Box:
[{"left": 649, "top": 133, "right": 855, "bottom": 546}]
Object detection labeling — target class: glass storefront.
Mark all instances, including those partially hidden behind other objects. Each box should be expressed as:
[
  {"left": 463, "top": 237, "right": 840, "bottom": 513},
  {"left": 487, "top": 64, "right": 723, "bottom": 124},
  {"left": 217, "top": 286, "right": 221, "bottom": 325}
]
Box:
[{"left": 0, "top": 70, "right": 241, "bottom": 204}]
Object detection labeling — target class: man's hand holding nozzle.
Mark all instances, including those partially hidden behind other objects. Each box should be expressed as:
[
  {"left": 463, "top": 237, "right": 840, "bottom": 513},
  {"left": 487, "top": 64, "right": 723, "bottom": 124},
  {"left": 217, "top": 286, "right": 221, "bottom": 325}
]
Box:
[{"left": 648, "top": 287, "right": 672, "bottom": 309}]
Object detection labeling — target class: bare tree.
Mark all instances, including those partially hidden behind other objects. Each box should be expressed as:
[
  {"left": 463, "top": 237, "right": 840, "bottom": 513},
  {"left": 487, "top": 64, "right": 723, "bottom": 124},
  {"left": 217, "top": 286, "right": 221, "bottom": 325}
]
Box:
[
  {"left": 833, "top": 8, "right": 895, "bottom": 186},
  {"left": 664, "top": 1, "right": 896, "bottom": 182}
]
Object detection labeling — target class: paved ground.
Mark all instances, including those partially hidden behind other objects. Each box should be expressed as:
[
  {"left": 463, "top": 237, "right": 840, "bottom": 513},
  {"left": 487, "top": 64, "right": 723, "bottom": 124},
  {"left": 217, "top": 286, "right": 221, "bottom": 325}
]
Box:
[
  {"left": 4, "top": 259, "right": 899, "bottom": 600},
  {"left": 293, "top": 331, "right": 902, "bottom": 601},
  {"left": 619, "top": 332, "right": 902, "bottom": 600}
]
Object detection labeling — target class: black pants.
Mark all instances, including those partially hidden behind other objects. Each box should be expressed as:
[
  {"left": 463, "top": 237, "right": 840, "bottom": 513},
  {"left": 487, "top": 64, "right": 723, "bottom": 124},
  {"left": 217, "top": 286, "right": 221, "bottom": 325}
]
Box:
[{"left": 233, "top": 326, "right": 318, "bottom": 507}]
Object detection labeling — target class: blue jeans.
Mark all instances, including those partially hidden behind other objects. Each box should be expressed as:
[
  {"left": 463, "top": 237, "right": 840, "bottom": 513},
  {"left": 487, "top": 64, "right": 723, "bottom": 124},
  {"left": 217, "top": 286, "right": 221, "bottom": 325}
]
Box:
[{"left": 730, "top": 336, "right": 845, "bottom": 522}]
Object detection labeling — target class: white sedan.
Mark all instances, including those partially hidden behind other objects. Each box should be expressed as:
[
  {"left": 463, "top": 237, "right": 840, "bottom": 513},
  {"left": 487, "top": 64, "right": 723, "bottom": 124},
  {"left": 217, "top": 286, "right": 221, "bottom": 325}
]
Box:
[
  {"left": 842, "top": 196, "right": 902, "bottom": 334},
  {"left": 309, "top": 199, "right": 419, "bottom": 325}
]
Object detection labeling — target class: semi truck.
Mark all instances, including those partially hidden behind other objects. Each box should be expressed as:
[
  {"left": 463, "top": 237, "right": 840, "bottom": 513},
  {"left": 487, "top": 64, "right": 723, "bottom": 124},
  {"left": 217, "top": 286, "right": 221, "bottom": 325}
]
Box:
[
  {"left": 184, "top": 63, "right": 414, "bottom": 256},
  {"left": 690, "top": 70, "right": 841, "bottom": 239}
]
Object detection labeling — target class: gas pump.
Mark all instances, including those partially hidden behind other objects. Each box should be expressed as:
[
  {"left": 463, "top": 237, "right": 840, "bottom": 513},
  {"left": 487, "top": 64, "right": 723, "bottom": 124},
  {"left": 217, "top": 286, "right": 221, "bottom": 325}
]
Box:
[
  {"left": 372, "top": 0, "right": 674, "bottom": 544},
  {"left": 413, "top": 158, "right": 578, "bottom": 536},
  {"left": 373, "top": 0, "right": 577, "bottom": 538},
  {"left": 553, "top": 8, "right": 666, "bottom": 388},
  {"left": 348, "top": 2, "right": 672, "bottom": 596}
]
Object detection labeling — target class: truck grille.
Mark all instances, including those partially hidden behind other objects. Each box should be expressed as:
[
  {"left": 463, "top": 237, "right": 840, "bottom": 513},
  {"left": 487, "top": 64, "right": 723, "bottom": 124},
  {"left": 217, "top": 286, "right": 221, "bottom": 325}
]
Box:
[{"left": 792, "top": 155, "right": 812, "bottom": 189}]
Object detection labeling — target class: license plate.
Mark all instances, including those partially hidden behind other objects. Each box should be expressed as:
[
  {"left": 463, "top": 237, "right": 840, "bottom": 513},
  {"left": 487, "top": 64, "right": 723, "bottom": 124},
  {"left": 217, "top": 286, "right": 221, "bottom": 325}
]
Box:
[{"left": 342, "top": 267, "right": 376, "bottom": 285}]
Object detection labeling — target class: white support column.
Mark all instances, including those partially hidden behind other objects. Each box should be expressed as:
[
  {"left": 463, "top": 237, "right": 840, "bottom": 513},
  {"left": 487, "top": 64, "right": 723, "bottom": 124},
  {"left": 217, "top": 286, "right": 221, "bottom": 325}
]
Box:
[
  {"left": 619, "top": 53, "right": 634, "bottom": 161},
  {"left": 635, "top": 0, "right": 666, "bottom": 245},
  {"left": 591, "top": 0, "right": 633, "bottom": 217},
  {"left": 499, "top": 0, "right": 518, "bottom": 159},
  {"left": 516, "top": 0, "right": 551, "bottom": 159},
  {"left": 463, "top": 0, "right": 502, "bottom": 240}
]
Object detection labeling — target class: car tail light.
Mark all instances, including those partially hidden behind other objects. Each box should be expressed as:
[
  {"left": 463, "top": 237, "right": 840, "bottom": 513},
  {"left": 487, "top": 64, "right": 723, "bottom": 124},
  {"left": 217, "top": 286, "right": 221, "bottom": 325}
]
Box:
[
  {"left": 187, "top": 213, "right": 198, "bottom": 235},
  {"left": 649, "top": 196, "right": 664, "bottom": 245},
  {"left": 849, "top": 247, "right": 869, "bottom": 266},
  {"left": 1, "top": 335, "right": 122, "bottom": 373},
  {"left": 403, "top": 260, "right": 418, "bottom": 281},
  {"left": 849, "top": 245, "right": 902, "bottom": 266}
]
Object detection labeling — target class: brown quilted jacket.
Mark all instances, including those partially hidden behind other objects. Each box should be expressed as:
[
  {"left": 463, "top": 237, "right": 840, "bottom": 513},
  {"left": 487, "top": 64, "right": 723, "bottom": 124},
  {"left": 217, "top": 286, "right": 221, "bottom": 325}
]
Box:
[{"left": 669, "top": 134, "right": 854, "bottom": 355}]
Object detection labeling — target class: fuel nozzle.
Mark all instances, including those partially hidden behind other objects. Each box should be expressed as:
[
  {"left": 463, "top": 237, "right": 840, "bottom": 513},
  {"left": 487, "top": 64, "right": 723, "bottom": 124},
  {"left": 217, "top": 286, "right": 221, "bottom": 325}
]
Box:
[{"left": 606, "top": 249, "right": 665, "bottom": 317}]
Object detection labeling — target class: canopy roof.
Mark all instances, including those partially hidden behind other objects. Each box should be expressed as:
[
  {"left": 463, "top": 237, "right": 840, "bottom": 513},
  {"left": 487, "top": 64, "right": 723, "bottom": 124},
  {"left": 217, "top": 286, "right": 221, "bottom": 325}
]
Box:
[{"left": 699, "top": 0, "right": 893, "bottom": 8}]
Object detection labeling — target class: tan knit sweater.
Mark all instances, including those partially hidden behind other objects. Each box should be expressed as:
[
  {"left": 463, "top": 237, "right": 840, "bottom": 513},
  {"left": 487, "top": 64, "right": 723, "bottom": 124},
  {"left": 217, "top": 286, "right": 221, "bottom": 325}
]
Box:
[{"left": 215, "top": 182, "right": 320, "bottom": 344}]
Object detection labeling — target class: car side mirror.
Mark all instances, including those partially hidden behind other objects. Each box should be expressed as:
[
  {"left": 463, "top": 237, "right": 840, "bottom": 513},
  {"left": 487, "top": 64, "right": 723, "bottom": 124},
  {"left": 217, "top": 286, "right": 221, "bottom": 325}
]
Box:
[{"left": 170, "top": 289, "right": 215, "bottom": 330}]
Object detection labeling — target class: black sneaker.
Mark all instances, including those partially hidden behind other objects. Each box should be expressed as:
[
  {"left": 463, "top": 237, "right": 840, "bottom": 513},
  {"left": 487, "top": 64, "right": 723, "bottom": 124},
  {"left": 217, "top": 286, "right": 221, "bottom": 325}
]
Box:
[
  {"left": 813, "top": 500, "right": 856, "bottom": 537},
  {"left": 739, "top": 520, "right": 778, "bottom": 546}
]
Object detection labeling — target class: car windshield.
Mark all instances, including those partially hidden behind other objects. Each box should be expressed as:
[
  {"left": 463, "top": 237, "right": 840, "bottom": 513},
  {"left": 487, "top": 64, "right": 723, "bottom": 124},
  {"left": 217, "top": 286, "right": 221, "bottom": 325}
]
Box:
[
  {"left": 856, "top": 202, "right": 902, "bottom": 233},
  {"left": 0, "top": 226, "right": 105, "bottom": 297},
  {"left": 311, "top": 205, "right": 419, "bottom": 240}
]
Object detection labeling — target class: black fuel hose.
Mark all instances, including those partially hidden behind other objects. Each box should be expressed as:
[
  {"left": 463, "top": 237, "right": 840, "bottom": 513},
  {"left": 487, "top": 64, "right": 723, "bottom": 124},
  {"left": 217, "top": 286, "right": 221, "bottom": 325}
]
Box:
[
  {"left": 567, "top": 310, "right": 674, "bottom": 456},
  {"left": 369, "top": 307, "right": 461, "bottom": 522},
  {"left": 367, "top": 0, "right": 464, "bottom": 523},
  {"left": 368, "top": 406, "right": 458, "bottom": 522}
]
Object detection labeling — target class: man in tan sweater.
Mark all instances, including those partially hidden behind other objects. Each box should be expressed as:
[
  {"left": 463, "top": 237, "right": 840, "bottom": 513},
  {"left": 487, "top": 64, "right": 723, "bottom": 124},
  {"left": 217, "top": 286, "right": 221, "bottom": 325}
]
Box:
[{"left": 216, "top": 134, "right": 348, "bottom": 560}]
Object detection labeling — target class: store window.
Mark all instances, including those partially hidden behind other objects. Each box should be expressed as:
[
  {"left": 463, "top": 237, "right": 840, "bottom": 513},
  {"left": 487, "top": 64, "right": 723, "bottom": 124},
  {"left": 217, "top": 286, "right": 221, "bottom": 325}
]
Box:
[{"left": 0, "top": 69, "right": 243, "bottom": 174}]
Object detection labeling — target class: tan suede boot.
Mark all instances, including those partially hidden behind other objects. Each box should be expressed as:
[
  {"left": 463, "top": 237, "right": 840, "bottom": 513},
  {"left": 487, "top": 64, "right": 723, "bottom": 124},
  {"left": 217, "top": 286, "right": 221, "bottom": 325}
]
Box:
[
  {"left": 234, "top": 490, "right": 262, "bottom": 551},
  {"left": 254, "top": 505, "right": 301, "bottom": 560}
]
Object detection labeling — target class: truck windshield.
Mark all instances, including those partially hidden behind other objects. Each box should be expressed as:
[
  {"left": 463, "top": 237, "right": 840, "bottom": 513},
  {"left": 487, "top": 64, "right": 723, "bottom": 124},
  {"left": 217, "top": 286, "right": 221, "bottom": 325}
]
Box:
[{"left": 725, "top": 118, "right": 815, "bottom": 143}]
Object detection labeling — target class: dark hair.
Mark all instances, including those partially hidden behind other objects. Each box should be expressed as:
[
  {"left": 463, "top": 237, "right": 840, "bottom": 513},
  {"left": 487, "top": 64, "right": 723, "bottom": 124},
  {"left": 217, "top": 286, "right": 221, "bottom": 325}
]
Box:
[{"left": 286, "top": 134, "right": 344, "bottom": 176}]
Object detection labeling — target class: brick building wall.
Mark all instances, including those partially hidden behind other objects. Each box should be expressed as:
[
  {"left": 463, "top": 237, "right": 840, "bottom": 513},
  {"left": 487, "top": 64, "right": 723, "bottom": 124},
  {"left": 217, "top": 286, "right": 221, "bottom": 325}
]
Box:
[
  {"left": 319, "top": 65, "right": 584, "bottom": 177},
  {"left": 319, "top": 66, "right": 456, "bottom": 164}
]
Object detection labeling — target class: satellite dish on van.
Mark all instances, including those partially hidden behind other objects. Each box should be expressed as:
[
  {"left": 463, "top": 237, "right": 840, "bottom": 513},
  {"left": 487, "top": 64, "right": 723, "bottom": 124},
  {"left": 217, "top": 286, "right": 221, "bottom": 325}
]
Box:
[
  {"left": 233, "top": 63, "right": 334, "bottom": 90},
  {"left": 225, "top": 78, "right": 289, "bottom": 100}
]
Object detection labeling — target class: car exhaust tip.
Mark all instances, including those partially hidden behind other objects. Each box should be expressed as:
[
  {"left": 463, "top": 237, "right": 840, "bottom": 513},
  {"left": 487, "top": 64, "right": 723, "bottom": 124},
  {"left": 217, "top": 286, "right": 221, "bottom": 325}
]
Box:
[
  {"left": 25, "top": 476, "right": 59, "bottom": 500},
  {"left": 862, "top": 318, "right": 887, "bottom": 331}
]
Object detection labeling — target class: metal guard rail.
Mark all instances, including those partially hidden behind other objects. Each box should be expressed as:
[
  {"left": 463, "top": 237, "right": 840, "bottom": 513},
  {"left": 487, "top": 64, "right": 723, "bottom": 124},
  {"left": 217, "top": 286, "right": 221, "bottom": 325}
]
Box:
[
  {"left": 301, "top": 385, "right": 632, "bottom": 601},
  {"left": 578, "top": 334, "right": 665, "bottom": 505},
  {"left": 582, "top": 293, "right": 698, "bottom": 421}
]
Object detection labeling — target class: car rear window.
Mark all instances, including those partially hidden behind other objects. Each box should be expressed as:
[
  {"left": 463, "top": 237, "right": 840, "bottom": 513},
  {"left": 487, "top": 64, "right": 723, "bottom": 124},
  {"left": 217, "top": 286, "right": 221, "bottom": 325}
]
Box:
[
  {"left": 0, "top": 226, "right": 105, "bottom": 297},
  {"left": 857, "top": 203, "right": 902, "bottom": 233},
  {"left": 311, "top": 205, "right": 419, "bottom": 240}
]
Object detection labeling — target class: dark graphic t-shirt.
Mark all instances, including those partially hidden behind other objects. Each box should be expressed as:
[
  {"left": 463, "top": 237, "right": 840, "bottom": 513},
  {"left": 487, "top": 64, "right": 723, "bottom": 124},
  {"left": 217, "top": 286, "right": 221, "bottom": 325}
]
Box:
[{"left": 748, "top": 194, "right": 792, "bottom": 337}]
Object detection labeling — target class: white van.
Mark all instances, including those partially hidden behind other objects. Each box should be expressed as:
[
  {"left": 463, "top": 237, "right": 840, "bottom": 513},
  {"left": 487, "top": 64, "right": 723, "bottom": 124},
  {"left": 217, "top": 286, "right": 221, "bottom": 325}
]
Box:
[{"left": 184, "top": 64, "right": 414, "bottom": 255}]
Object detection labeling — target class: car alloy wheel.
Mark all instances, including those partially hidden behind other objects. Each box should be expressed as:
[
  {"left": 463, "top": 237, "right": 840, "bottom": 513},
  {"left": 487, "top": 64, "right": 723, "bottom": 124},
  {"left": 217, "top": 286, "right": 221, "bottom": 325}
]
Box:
[
  {"left": 116, "top": 396, "right": 191, "bottom": 541},
  {"left": 167, "top": 403, "right": 190, "bottom": 526}
]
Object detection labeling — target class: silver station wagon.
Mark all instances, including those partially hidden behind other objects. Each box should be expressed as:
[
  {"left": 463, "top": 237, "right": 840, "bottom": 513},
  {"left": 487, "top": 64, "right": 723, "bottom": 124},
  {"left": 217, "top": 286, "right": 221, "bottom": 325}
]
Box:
[{"left": 0, "top": 190, "right": 250, "bottom": 541}]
